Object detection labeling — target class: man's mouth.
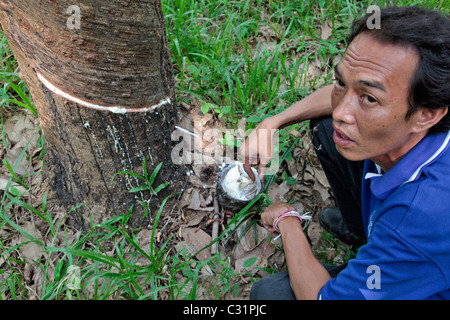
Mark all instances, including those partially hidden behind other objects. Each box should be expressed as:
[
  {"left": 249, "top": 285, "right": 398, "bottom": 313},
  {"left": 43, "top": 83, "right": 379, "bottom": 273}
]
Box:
[
  {"left": 336, "top": 131, "right": 350, "bottom": 140},
  {"left": 333, "top": 127, "right": 354, "bottom": 147}
]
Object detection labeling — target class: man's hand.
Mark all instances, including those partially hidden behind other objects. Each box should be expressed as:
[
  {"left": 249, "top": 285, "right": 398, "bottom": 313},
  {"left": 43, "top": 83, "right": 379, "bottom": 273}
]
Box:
[
  {"left": 240, "top": 118, "right": 278, "bottom": 181},
  {"left": 239, "top": 85, "right": 334, "bottom": 181},
  {"left": 260, "top": 201, "right": 297, "bottom": 232}
]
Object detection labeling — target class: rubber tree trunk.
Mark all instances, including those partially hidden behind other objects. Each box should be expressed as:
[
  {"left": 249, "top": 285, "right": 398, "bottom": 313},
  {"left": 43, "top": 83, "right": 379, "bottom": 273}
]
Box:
[{"left": 0, "top": 0, "right": 185, "bottom": 228}]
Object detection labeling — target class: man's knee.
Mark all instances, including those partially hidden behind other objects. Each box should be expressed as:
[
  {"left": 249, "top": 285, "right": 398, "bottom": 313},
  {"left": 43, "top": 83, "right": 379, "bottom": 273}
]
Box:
[{"left": 249, "top": 272, "right": 296, "bottom": 300}]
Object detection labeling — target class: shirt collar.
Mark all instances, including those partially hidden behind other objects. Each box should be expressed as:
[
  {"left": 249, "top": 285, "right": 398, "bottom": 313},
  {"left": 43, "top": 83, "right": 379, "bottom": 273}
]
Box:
[{"left": 365, "top": 131, "right": 450, "bottom": 200}]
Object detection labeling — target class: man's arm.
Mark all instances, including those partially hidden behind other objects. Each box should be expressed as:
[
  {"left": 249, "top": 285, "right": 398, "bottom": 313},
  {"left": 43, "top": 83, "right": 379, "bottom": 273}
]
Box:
[
  {"left": 268, "top": 84, "right": 334, "bottom": 129},
  {"left": 241, "top": 84, "right": 334, "bottom": 179},
  {"left": 278, "top": 218, "right": 331, "bottom": 300},
  {"left": 260, "top": 202, "right": 331, "bottom": 300}
]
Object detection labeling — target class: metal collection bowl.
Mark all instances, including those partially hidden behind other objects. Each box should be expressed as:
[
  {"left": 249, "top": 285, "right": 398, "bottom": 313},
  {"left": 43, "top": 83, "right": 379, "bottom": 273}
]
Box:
[{"left": 216, "top": 163, "right": 264, "bottom": 212}]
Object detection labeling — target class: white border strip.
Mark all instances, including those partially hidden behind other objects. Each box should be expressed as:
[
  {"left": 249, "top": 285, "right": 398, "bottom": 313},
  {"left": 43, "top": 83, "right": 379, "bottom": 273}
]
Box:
[
  {"left": 404, "top": 131, "right": 450, "bottom": 184},
  {"left": 36, "top": 72, "right": 171, "bottom": 114}
]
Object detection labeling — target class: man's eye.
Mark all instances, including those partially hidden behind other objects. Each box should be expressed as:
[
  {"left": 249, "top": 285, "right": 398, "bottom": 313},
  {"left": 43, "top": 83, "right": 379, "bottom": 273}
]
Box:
[
  {"left": 362, "top": 94, "right": 378, "bottom": 104},
  {"left": 333, "top": 78, "right": 345, "bottom": 87}
]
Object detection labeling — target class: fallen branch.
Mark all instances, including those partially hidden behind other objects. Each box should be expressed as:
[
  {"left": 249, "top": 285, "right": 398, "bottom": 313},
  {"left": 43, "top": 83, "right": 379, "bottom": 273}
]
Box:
[{"left": 211, "top": 194, "right": 220, "bottom": 255}]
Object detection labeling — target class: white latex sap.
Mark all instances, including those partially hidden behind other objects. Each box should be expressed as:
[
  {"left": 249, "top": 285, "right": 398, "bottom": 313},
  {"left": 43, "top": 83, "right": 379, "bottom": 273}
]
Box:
[{"left": 221, "top": 162, "right": 258, "bottom": 201}]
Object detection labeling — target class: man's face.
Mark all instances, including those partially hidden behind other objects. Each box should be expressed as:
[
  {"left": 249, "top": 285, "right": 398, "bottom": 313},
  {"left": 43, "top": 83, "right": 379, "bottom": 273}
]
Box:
[{"left": 331, "top": 32, "right": 421, "bottom": 171}]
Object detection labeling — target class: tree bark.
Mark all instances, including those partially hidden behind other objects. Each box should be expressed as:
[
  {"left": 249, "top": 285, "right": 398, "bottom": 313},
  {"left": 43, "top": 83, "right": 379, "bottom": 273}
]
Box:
[{"left": 0, "top": 0, "right": 185, "bottom": 228}]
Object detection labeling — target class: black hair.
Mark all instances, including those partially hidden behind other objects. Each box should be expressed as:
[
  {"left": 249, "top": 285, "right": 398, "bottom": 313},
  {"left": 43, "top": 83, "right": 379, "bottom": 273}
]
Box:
[{"left": 348, "top": 6, "right": 450, "bottom": 133}]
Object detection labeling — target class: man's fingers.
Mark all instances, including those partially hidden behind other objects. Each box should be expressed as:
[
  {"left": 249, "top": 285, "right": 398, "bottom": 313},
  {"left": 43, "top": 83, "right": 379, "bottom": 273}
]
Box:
[
  {"left": 257, "top": 164, "right": 267, "bottom": 180},
  {"left": 258, "top": 155, "right": 272, "bottom": 180},
  {"left": 243, "top": 162, "right": 256, "bottom": 181}
]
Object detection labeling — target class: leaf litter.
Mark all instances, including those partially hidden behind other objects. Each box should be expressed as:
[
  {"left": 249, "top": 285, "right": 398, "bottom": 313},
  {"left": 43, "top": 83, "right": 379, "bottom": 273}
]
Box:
[
  {"left": 0, "top": 102, "right": 353, "bottom": 300},
  {"left": 164, "top": 101, "right": 352, "bottom": 299}
]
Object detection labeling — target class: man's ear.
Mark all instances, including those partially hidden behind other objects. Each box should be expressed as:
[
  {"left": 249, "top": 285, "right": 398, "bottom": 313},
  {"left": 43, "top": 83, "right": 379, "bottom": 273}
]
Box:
[{"left": 411, "top": 106, "right": 448, "bottom": 133}]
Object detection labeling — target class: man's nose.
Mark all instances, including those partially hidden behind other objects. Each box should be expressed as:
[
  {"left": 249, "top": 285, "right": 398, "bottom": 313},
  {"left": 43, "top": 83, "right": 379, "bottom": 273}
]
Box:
[{"left": 332, "top": 92, "right": 357, "bottom": 125}]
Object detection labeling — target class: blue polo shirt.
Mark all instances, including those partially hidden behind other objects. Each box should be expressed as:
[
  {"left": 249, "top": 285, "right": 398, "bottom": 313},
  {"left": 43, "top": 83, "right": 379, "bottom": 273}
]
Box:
[{"left": 318, "top": 130, "right": 450, "bottom": 300}]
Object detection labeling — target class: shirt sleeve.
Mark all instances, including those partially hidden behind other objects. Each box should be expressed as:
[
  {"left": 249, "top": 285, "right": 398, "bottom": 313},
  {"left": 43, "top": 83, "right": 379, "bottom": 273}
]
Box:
[{"left": 318, "top": 219, "right": 446, "bottom": 300}]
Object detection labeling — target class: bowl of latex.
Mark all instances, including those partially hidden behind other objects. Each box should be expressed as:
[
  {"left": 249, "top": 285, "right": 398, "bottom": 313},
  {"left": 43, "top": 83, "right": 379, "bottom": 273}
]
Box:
[{"left": 216, "top": 161, "right": 264, "bottom": 212}]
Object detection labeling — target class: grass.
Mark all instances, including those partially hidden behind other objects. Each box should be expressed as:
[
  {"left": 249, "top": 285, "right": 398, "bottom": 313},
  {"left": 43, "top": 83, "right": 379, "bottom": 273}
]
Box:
[
  {"left": 166, "top": 0, "right": 448, "bottom": 129},
  {"left": 165, "top": 0, "right": 342, "bottom": 125},
  {"left": 1, "top": 0, "right": 449, "bottom": 300}
]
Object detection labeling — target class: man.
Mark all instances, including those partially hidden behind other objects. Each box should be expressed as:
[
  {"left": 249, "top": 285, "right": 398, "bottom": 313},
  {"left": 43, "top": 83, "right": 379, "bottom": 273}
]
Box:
[{"left": 241, "top": 6, "right": 449, "bottom": 299}]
